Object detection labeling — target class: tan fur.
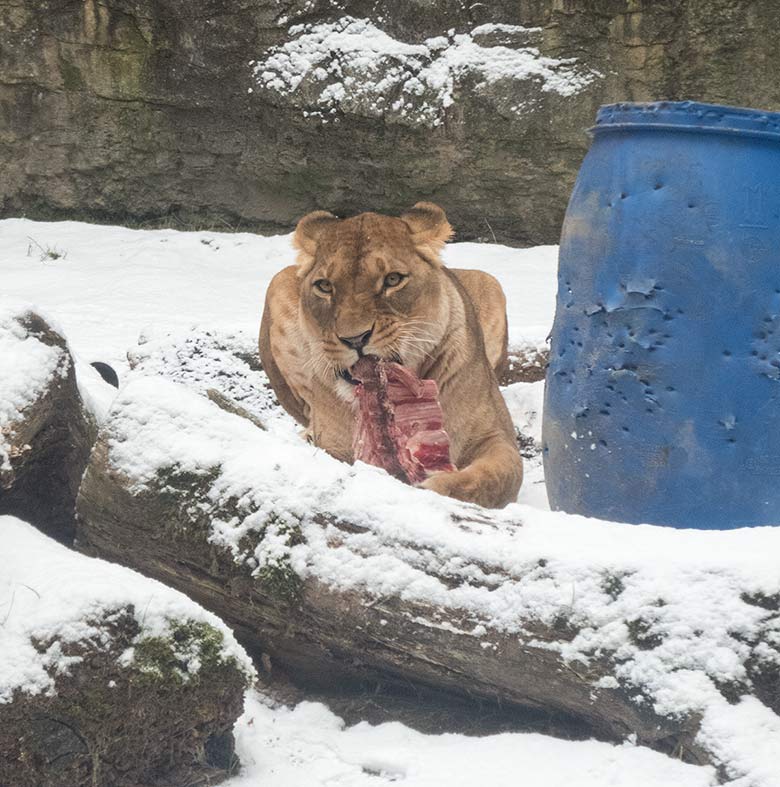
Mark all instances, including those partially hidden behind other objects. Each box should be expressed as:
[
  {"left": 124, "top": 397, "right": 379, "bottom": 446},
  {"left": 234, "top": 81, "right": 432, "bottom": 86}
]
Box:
[
  {"left": 451, "top": 269, "right": 508, "bottom": 376},
  {"left": 259, "top": 203, "right": 522, "bottom": 508}
]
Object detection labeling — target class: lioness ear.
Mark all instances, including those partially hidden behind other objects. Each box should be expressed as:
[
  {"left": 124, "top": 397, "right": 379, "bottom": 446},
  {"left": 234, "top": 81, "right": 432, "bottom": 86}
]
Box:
[
  {"left": 400, "top": 202, "right": 453, "bottom": 261},
  {"left": 293, "top": 210, "right": 339, "bottom": 276}
]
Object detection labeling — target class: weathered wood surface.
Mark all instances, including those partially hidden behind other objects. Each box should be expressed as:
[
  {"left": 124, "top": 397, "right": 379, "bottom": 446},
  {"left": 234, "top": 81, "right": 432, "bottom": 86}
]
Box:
[{"left": 0, "top": 311, "right": 96, "bottom": 543}]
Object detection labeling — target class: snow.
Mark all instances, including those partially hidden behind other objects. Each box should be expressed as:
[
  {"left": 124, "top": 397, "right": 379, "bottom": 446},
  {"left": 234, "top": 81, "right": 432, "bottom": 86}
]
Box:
[
  {"left": 1, "top": 217, "right": 778, "bottom": 786},
  {"left": 471, "top": 23, "right": 544, "bottom": 37},
  {"left": 98, "top": 372, "right": 780, "bottom": 786},
  {"left": 0, "top": 219, "right": 291, "bottom": 375},
  {"left": 128, "top": 327, "right": 296, "bottom": 438},
  {"left": 253, "top": 17, "right": 598, "bottom": 126},
  {"left": 698, "top": 697, "right": 780, "bottom": 786},
  {"left": 0, "top": 516, "right": 254, "bottom": 703},
  {"left": 502, "top": 379, "right": 547, "bottom": 508}
]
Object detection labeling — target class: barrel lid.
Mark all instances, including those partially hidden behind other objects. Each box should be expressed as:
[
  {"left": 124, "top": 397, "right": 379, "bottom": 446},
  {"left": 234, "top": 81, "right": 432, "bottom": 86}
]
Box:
[{"left": 593, "top": 101, "right": 780, "bottom": 140}]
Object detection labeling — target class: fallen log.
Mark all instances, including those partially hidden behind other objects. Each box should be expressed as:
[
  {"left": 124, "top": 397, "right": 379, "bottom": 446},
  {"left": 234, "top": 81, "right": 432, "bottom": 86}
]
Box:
[
  {"left": 76, "top": 376, "right": 780, "bottom": 783},
  {"left": 0, "top": 516, "right": 254, "bottom": 787},
  {"left": 0, "top": 308, "right": 96, "bottom": 543}
]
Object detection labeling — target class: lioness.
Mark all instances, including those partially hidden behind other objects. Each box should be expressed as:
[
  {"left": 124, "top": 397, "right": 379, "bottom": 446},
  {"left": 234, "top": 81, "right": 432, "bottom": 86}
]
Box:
[{"left": 259, "top": 203, "right": 523, "bottom": 508}]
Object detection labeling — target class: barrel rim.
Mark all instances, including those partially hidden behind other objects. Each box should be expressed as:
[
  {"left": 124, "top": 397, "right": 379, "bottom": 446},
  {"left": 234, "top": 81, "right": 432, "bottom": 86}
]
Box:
[{"left": 592, "top": 100, "right": 780, "bottom": 141}]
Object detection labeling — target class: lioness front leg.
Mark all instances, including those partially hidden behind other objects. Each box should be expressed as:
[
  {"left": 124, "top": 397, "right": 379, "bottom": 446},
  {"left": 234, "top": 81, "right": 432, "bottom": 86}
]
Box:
[{"left": 419, "top": 437, "right": 522, "bottom": 508}]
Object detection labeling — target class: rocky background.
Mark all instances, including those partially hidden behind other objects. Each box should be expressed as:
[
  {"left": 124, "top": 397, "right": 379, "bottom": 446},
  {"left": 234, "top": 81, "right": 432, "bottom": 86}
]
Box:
[{"left": 1, "top": 0, "right": 779, "bottom": 246}]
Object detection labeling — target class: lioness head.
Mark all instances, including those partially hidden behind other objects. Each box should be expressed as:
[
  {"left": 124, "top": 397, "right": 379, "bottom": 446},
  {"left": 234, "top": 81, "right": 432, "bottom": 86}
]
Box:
[{"left": 293, "top": 203, "right": 454, "bottom": 394}]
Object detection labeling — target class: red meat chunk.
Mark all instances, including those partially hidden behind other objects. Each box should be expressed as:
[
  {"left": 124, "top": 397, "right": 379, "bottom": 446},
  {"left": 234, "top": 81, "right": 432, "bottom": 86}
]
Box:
[{"left": 351, "top": 356, "right": 456, "bottom": 484}]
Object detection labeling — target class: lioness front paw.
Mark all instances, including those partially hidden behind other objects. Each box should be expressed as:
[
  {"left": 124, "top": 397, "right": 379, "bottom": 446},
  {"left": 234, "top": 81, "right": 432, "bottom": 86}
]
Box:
[{"left": 419, "top": 469, "right": 482, "bottom": 506}]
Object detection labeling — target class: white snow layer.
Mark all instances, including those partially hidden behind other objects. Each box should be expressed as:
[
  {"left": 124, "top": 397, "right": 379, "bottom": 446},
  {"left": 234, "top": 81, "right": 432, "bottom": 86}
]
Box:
[
  {"left": 252, "top": 17, "right": 598, "bottom": 125},
  {"left": 0, "top": 516, "right": 254, "bottom": 703},
  {"left": 0, "top": 217, "right": 556, "bottom": 378}
]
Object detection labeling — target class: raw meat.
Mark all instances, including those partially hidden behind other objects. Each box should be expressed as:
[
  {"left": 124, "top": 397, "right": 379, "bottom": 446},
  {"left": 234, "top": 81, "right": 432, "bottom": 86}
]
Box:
[{"left": 351, "top": 356, "right": 456, "bottom": 484}]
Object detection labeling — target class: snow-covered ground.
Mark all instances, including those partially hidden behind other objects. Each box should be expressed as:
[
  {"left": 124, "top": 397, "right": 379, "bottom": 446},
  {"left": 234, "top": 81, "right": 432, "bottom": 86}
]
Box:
[
  {"left": 0, "top": 218, "right": 553, "bottom": 508},
  {"left": 2, "top": 218, "right": 777, "bottom": 787}
]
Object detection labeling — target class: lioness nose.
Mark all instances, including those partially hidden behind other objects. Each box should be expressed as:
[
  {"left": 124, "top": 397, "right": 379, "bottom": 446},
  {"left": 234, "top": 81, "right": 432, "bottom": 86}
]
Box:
[{"left": 339, "top": 328, "right": 373, "bottom": 350}]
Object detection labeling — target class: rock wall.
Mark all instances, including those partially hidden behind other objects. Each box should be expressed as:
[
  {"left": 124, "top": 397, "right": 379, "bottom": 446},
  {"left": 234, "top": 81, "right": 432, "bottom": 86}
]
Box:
[{"left": 1, "top": 1, "right": 779, "bottom": 245}]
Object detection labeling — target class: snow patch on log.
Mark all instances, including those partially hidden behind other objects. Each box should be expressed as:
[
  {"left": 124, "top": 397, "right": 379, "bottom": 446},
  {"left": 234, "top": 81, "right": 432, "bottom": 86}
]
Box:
[
  {"left": 91, "top": 376, "right": 780, "bottom": 783},
  {"left": 0, "top": 306, "right": 97, "bottom": 542},
  {"left": 0, "top": 515, "right": 254, "bottom": 703},
  {"left": 0, "top": 306, "right": 68, "bottom": 474}
]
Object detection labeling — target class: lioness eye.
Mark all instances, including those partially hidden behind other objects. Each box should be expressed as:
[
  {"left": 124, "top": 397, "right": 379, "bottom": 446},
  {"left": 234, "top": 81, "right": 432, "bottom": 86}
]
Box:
[
  {"left": 384, "top": 272, "right": 405, "bottom": 288},
  {"left": 314, "top": 279, "right": 333, "bottom": 294}
]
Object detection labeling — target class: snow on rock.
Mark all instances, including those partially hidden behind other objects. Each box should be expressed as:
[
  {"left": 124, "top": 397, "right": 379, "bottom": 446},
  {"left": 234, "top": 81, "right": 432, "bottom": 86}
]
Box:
[
  {"left": 95, "top": 376, "right": 780, "bottom": 785},
  {"left": 225, "top": 690, "right": 716, "bottom": 787},
  {"left": 253, "top": 17, "right": 599, "bottom": 126},
  {"left": 0, "top": 306, "right": 98, "bottom": 543},
  {"left": 471, "top": 23, "right": 544, "bottom": 38},
  {"left": 0, "top": 515, "right": 254, "bottom": 703}
]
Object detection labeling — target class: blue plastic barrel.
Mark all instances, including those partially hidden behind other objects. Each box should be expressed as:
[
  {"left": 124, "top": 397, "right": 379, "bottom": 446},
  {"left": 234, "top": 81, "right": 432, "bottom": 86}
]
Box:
[{"left": 543, "top": 101, "right": 780, "bottom": 529}]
